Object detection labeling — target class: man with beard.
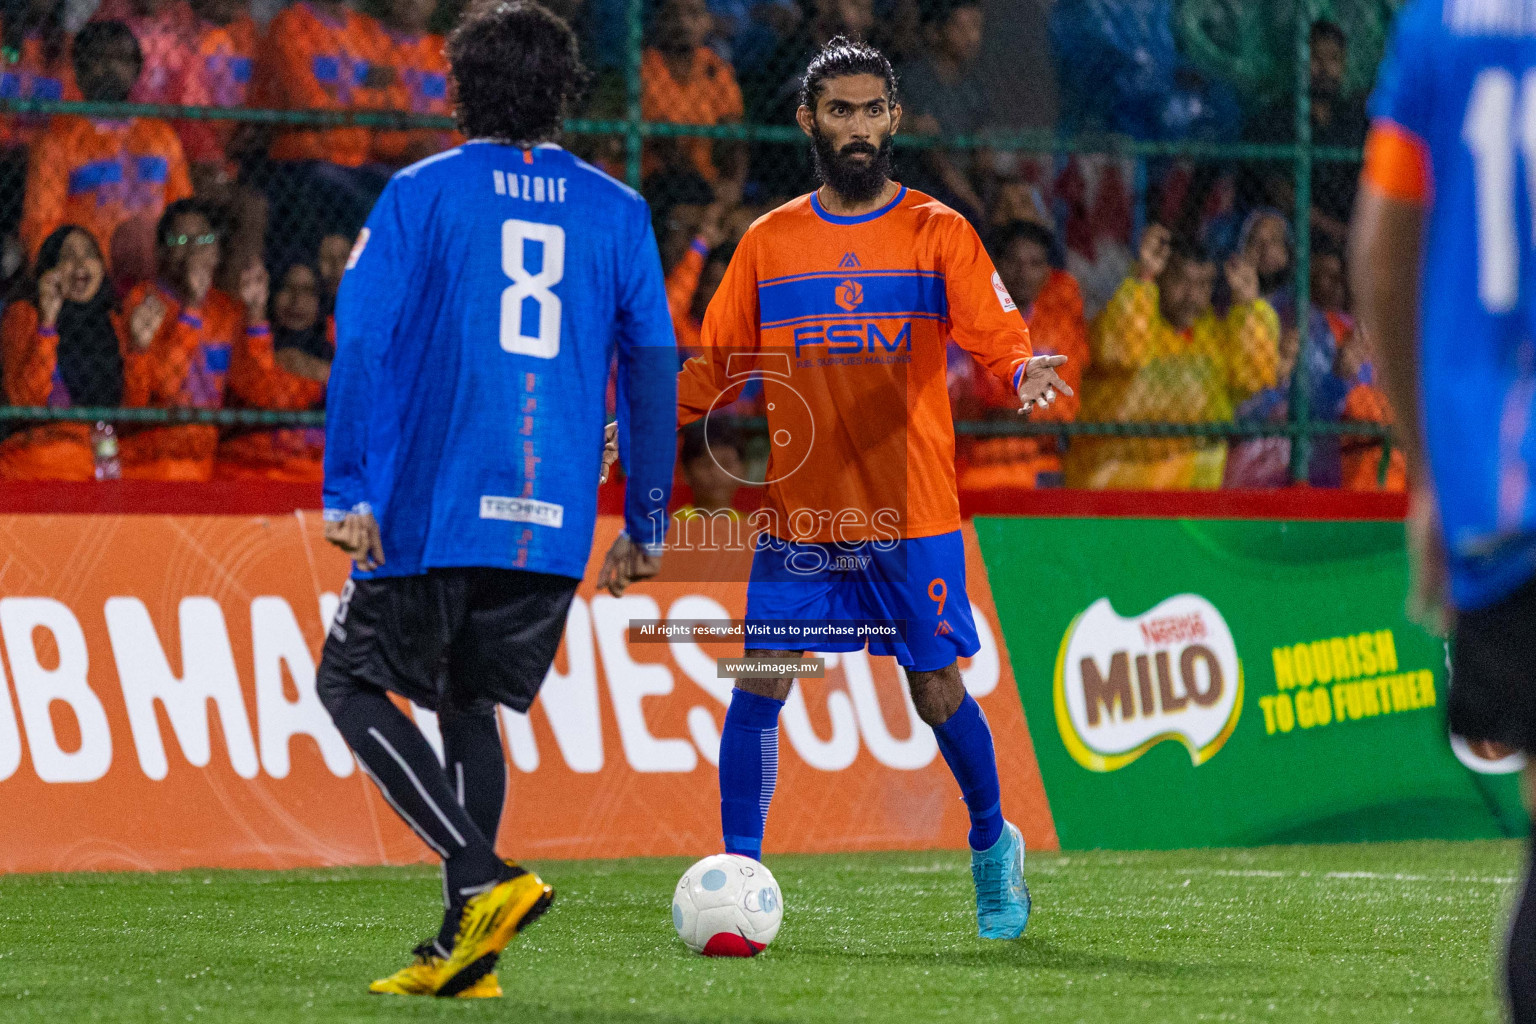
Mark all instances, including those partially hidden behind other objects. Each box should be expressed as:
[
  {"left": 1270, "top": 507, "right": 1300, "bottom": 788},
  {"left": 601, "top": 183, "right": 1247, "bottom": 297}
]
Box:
[
  {"left": 1246, "top": 19, "right": 1368, "bottom": 247},
  {"left": 674, "top": 37, "right": 1068, "bottom": 941}
]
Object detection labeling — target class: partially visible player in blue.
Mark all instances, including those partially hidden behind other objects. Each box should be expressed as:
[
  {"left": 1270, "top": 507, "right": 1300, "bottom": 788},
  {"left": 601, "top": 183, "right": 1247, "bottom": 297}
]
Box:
[
  {"left": 316, "top": 0, "right": 676, "bottom": 999},
  {"left": 1354, "top": 1, "right": 1536, "bottom": 1017}
]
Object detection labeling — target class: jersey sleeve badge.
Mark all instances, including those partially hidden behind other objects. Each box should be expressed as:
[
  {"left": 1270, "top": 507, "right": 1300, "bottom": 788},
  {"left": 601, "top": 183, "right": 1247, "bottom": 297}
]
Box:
[{"left": 991, "top": 271, "right": 1017, "bottom": 313}]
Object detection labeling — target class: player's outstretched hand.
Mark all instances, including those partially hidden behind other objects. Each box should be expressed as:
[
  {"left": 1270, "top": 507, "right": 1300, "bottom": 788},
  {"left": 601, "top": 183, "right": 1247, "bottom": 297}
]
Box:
[
  {"left": 597, "top": 532, "right": 662, "bottom": 597},
  {"left": 1017, "top": 354, "right": 1073, "bottom": 415},
  {"left": 325, "top": 511, "right": 385, "bottom": 572},
  {"left": 600, "top": 421, "right": 619, "bottom": 484}
]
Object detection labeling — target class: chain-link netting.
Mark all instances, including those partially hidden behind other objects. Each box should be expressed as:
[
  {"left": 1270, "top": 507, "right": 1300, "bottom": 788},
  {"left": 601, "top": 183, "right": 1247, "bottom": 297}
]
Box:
[{"left": 0, "top": 0, "right": 1403, "bottom": 488}]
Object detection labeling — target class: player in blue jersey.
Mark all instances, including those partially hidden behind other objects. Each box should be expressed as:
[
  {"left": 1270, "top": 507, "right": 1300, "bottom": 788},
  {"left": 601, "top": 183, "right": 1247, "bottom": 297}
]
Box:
[
  {"left": 1354, "top": 1, "right": 1536, "bottom": 1016},
  {"left": 314, "top": 0, "right": 676, "bottom": 999}
]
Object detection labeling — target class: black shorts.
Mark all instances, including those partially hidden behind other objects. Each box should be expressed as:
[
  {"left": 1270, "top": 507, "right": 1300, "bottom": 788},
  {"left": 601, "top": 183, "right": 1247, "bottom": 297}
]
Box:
[
  {"left": 317, "top": 567, "right": 579, "bottom": 714},
  {"left": 1448, "top": 574, "right": 1536, "bottom": 753}
]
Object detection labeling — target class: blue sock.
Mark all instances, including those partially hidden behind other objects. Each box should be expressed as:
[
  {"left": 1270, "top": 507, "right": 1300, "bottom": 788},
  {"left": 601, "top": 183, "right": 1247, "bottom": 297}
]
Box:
[
  {"left": 933, "top": 693, "right": 1004, "bottom": 852},
  {"left": 719, "top": 688, "right": 784, "bottom": 860}
]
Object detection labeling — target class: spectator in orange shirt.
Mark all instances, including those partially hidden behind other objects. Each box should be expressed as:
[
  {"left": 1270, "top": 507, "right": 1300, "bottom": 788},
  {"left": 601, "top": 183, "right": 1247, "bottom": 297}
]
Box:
[
  {"left": 252, "top": 0, "right": 396, "bottom": 267},
  {"left": 93, "top": 0, "right": 199, "bottom": 108},
  {"left": 178, "top": 0, "right": 261, "bottom": 177},
  {"left": 118, "top": 198, "right": 264, "bottom": 480},
  {"left": 0, "top": 0, "right": 77, "bottom": 232},
  {"left": 0, "top": 225, "right": 154, "bottom": 480},
  {"left": 948, "top": 220, "right": 1088, "bottom": 488},
  {"left": 1335, "top": 322, "right": 1405, "bottom": 492},
  {"left": 218, "top": 257, "right": 329, "bottom": 480},
  {"left": 373, "top": 0, "right": 458, "bottom": 165},
  {"left": 676, "top": 244, "right": 731, "bottom": 353},
  {"left": 641, "top": 0, "right": 746, "bottom": 184},
  {"left": 20, "top": 22, "right": 193, "bottom": 277}
]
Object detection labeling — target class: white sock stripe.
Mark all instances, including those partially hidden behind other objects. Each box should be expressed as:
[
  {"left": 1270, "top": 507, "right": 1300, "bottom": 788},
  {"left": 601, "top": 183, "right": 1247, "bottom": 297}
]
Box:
[
  {"left": 357, "top": 760, "right": 450, "bottom": 858},
  {"left": 758, "top": 729, "right": 778, "bottom": 819},
  {"left": 367, "top": 726, "right": 468, "bottom": 848},
  {"left": 455, "top": 762, "right": 465, "bottom": 807}
]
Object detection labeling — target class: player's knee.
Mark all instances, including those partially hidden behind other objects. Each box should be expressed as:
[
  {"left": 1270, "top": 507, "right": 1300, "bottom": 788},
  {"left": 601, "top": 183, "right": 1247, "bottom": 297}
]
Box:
[
  {"left": 439, "top": 687, "right": 498, "bottom": 723},
  {"left": 906, "top": 663, "right": 964, "bottom": 726},
  {"left": 735, "top": 678, "right": 794, "bottom": 703},
  {"left": 315, "top": 658, "right": 366, "bottom": 724}
]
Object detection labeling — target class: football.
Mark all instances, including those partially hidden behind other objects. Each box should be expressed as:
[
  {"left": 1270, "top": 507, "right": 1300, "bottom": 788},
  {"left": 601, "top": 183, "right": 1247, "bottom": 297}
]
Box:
[{"left": 671, "top": 854, "right": 783, "bottom": 957}]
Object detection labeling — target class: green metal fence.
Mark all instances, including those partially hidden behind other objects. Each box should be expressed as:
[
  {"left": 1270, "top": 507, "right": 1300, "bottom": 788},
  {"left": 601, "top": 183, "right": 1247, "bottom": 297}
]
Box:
[{"left": 0, "top": 0, "right": 1392, "bottom": 486}]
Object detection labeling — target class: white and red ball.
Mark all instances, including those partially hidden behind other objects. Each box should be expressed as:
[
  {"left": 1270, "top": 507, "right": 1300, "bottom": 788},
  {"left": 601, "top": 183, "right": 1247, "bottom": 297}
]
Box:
[{"left": 671, "top": 854, "right": 783, "bottom": 957}]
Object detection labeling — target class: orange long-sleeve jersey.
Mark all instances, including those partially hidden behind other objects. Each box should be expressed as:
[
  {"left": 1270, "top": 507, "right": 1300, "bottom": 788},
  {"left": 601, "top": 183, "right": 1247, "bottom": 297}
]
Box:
[
  {"left": 0, "top": 25, "right": 79, "bottom": 151},
  {"left": 371, "top": 30, "right": 459, "bottom": 164},
  {"left": 252, "top": 1, "right": 394, "bottom": 168},
  {"left": 177, "top": 16, "right": 261, "bottom": 165},
  {"left": 118, "top": 282, "right": 244, "bottom": 480},
  {"left": 677, "top": 187, "right": 1032, "bottom": 542},
  {"left": 216, "top": 319, "right": 328, "bottom": 481},
  {"left": 21, "top": 115, "right": 192, "bottom": 261},
  {"left": 0, "top": 299, "right": 149, "bottom": 480}
]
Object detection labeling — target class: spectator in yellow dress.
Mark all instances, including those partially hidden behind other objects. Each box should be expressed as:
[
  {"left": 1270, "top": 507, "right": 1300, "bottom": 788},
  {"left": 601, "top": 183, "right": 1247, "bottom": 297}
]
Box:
[{"left": 1065, "top": 224, "right": 1280, "bottom": 489}]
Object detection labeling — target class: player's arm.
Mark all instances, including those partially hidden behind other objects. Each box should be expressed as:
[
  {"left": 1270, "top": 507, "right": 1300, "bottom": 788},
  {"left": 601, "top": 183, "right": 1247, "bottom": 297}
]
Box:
[
  {"left": 613, "top": 202, "right": 678, "bottom": 557},
  {"left": 1351, "top": 123, "right": 1429, "bottom": 472},
  {"left": 940, "top": 215, "right": 1070, "bottom": 412},
  {"left": 324, "top": 179, "right": 413, "bottom": 570},
  {"left": 677, "top": 229, "right": 760, "bottom": 426},
  {"left": 1352, "top": 116, "right": 1434, "bottom": 626}
]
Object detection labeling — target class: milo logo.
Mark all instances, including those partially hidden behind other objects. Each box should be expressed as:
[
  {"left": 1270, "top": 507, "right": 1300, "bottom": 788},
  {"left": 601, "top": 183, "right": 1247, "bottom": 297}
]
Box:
[{"left": 1054, "top": 595, "right": 1243, "bottom": 772}]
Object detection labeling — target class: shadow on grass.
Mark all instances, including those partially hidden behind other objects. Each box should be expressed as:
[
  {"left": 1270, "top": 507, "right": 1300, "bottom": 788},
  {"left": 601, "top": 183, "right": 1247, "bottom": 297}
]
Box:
[{"left": 784, "top": 937, "right": 1229, "bottom": 980}]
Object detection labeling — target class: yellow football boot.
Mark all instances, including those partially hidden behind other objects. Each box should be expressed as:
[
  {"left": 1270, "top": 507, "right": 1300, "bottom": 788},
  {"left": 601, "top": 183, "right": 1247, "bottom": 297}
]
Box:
[
  {"left": 368, "top": 943, "right": 502, "bottom": 998},
  {"left": 434, "top": 866, "right": 555, "bottom": 998}
]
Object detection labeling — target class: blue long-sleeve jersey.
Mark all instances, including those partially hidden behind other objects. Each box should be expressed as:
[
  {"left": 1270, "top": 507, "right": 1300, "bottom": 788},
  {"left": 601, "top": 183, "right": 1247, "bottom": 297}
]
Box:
[
  {"left": 324, "top": 142, "right": 677, "bottom": 580},
  {"left": 1372, "top": 0, "right": 1536, "bottom": 609}
]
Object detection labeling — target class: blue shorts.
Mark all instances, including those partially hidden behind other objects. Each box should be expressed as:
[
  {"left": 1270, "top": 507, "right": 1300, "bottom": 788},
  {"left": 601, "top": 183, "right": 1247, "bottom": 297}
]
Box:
[{"left": 743, "top": 530, "right": 980, "bottom": 672}]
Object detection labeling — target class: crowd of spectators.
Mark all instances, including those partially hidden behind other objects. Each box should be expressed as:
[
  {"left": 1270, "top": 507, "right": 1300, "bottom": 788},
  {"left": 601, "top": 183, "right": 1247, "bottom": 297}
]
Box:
[{"left": 0, "top": 0, "right": 1401, "bottom": 489}]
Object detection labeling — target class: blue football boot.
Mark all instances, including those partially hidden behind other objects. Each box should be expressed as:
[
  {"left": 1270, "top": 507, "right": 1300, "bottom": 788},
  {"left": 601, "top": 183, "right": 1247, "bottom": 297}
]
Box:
[{"left": 971, "top": 820, "right": 1031, "bottom": 939}]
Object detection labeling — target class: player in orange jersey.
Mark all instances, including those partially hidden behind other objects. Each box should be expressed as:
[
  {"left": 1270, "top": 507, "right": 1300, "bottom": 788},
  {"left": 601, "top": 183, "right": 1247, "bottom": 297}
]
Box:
[
  {"left": 19, "top": 21, "right": 192, "bottom": 269},
  {"left": 118, "top": 198, "right": 265, "bottom": 480},
  {"left": 674, "top": 38, "right": 1067, "bottom": 943}
]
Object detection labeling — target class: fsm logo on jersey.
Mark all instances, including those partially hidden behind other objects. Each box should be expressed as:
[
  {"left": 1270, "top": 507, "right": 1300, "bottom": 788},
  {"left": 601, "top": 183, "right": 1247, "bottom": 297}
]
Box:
[{"left": 1053, "top": 594, "right": 1243, "bottom": 772}]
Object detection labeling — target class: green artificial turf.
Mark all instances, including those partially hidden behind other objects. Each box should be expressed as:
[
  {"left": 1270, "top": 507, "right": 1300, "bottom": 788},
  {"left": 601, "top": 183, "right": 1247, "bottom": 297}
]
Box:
[{"left": 0, "top": 841, "right": 1521, "bottom": 1023}]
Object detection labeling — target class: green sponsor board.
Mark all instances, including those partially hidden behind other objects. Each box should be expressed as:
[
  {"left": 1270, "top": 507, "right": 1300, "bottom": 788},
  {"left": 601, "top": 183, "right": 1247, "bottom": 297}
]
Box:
[{"left": 975, "top": 516, "right": 1528, "bottom": 850}]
